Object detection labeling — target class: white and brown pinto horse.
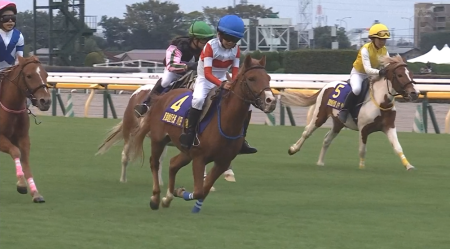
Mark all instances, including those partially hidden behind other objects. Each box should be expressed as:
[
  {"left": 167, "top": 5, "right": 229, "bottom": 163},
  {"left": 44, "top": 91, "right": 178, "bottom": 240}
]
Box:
[{"left": 279, "top": 55, "right": 419, "bottom": 170}]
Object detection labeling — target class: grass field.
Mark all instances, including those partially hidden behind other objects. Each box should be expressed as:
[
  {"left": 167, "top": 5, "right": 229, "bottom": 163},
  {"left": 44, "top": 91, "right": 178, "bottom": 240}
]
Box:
[{"left": 1, "top": 116, "right": 450, "bottom": 249}]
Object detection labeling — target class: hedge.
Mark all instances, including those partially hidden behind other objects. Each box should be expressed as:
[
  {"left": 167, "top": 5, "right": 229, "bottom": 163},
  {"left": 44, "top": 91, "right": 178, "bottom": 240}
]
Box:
[{"left": 241, "top": 49, "right": 450, "bottom": 75}]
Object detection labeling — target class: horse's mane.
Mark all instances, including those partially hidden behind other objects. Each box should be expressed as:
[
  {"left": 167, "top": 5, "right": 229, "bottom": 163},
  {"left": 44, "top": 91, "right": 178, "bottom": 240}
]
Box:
[
  {"left": 369, "top": 54, "right": 405, "bottom": 84},
  {"left": 0, "top": 56, "right": 40, "bottom": 78},
  {"left": 379, "top": 54, "right": 404, "bottom": 67},
  {"left": 237, "top": 58, "right": 260, "bottom": 76}
]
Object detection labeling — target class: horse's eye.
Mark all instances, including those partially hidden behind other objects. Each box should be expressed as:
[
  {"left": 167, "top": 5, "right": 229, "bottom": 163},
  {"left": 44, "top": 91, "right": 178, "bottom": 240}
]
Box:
[
  {"left": 248, "top": 77, "right": 255, "bottom": 81},
  {"left": 398, "top": 74, "right": 403, "bottom": 77},
  {"left": 26, "top": 75, "right": 32, "bottom": 78}
]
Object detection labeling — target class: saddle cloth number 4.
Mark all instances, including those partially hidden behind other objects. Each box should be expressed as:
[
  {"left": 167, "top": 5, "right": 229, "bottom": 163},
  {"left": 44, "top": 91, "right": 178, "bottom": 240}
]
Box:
[{"left": 170, "top": 95, "right": 189, "bottom": 112}]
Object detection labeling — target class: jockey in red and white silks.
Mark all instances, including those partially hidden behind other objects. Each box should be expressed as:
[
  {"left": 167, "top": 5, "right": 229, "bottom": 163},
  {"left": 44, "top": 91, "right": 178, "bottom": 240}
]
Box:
[{"left": 179, "top": 14, "right": 257, "bottom": 155}]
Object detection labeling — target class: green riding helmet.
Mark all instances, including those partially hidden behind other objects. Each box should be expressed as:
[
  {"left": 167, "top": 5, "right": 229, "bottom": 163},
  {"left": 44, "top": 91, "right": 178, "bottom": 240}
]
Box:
[{"left": 189, "top": 21, "right": 215, "bottom": 39}]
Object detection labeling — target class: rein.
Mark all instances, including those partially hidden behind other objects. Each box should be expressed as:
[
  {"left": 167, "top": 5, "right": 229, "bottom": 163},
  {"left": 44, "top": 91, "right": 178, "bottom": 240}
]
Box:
[
  {"left": 215, "top": 65, "right": 270, "bottom": 140},
  {"left": 369, "top": 63, "right": 415, "bottom": 111}
]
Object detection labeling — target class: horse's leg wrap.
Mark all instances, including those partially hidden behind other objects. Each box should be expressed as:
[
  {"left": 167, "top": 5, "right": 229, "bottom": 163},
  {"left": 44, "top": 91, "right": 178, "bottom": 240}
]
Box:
[
  {"left": 27, "top": 178, "right": 37, "bottom": 193},
  {"left": 15, "top": 158, "right": 24, "bottom": 177}
]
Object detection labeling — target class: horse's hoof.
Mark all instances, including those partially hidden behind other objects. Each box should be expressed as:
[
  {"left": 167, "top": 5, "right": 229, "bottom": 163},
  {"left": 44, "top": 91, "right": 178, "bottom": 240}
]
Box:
[
  {"left": 149, "top": 200, "right": 160, "bottom": 210},
  {"left": 173, "top": 187, "right": 185, "bottom": 197},
  {"left": 406, "top": 166, "right": 415, "bottom": 171},
  {"left": 224, "top": 174, "right": 236, "bottom": 182},
  {"left": 161, "top": 198, "right": 171, "bottom": 208},
  {"left": 316, "top": 161, "right": 325, "bottom": 166},
  {"left": 191, "top": 206, "right": 201, "bottom": 213},
  {"left": 17, "top": 186, "right": 28, "bottom": 194},
  {"left": 32, "top": 196, "right": 45, "bottom": 203},
  {"left": 288, "top": 147, "right": 296, "bottom": 155},
  {"left": 210, "top": 186, "right": 216, "bottom": 192}
]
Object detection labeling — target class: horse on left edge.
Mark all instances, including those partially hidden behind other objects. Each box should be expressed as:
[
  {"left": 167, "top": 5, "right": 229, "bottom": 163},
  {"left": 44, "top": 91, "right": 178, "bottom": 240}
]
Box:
[{"left": 0, "top": 56, "right": 51, "bottom": 203}]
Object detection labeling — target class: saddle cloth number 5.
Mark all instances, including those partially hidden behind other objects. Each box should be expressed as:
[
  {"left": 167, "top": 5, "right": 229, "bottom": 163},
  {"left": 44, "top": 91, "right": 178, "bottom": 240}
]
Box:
[{"left": 333, "top": 84, "right": 345, "bottom": 98}]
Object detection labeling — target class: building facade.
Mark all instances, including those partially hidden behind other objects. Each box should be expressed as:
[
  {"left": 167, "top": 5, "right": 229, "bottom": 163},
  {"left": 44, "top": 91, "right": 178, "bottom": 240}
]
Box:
[{"left": 414, "top": 3, "right": 450, "bottom": 46}]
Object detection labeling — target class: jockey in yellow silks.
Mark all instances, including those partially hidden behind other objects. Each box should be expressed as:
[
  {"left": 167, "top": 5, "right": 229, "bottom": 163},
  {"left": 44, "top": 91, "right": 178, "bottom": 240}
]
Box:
[{"left": 338, "top": 23, "right": 391, "bottom": 122}]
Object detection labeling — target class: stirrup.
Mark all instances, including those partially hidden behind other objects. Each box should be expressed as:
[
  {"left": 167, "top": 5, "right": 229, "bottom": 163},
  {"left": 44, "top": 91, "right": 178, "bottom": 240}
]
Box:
[
  {"left": 134, "top": 104, "right": 149, "bottom": 117},
  {"left": 238, "top": 141, "right": 257, "bottom": 154},
  {"left": 338, "top": 109, "right": 348, "bottom": 122},
  {"left": 180, "top": 132, "right": 195, "bottom": 148}
]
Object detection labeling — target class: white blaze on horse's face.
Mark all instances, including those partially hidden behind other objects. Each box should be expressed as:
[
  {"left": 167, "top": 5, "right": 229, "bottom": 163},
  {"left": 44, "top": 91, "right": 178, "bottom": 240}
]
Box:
[
  {"left": 35, "top": 67, "right": 48, "bottom": 93},
  {"left": 263, "top": 90, "right": 276, "bottom": 113},
  {"left": 404, "top": 67, "right": 420, "bottom": 95}
]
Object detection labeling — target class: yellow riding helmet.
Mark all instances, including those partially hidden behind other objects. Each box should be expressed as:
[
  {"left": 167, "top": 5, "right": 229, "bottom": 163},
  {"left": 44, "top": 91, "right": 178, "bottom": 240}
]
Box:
[{"left": 368, "top": 23, "right": 390, "bottom": 39}]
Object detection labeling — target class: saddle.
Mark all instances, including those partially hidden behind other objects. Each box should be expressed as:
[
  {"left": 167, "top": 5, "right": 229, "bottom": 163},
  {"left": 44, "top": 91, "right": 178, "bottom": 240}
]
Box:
[
  {"left": 345, "top": 78, "right": 370, "bottom": 107},
  {"left": 331, "top": 78, "right": 370, "bottom": 124},
  {"left": 169, "top": 70, "right": 197, "bottom": 91}
]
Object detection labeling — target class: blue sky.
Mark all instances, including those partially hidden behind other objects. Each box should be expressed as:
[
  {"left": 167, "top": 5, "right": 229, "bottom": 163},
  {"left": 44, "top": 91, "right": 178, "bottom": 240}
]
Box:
[{"left": 14, "top": 0, "right": 450, "bottom": 40}]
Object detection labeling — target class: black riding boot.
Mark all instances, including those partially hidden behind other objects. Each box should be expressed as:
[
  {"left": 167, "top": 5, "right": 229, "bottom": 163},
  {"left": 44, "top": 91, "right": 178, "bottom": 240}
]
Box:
[
  {"left": 238, "top": 111, "right": 257, "bottom": 155},
  {"left": 338, "top": 91, "right": 357, "bottom": 123},
  {"left": 134, "top": 81, "right": 166, "bottom": 117},
  {"left": 179, "top": 107, "right": 202, "bottom": 149}
]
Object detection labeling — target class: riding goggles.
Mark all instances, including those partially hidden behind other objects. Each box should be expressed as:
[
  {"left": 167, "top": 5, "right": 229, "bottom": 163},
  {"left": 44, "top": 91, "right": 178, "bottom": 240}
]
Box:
[
  {"left": 0, "top": 14, "right": 16, "bottom": 23},
  {"left": 198, "top": 36, "right": 214, "bottom": 43},
  {"left": 375, "top": 30, "right": 390, "bottom": 38},
  {"left": 221, "top": 33, "right": 240, "bottom": 43}
]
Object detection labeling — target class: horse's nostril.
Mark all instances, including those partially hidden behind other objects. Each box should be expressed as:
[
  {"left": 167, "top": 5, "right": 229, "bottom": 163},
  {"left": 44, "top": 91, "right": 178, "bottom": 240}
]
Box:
[
  {"left": 39, "top": 98, "right": 47, "bottom": 106},
  {"left": 265, "top": 98, "right": 272, "bottom": 104}
]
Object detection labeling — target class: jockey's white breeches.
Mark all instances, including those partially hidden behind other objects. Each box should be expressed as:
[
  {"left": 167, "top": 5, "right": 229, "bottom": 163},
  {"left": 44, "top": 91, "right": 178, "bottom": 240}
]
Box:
[
  {"left": 161, "top": 68, "right": 183, "bottom": 88},
  {"left": 349, "top": 68, "right": 369, "bottom": 95},
  {"left": 191, "top": 77, "right": 252, "bottom": 111}
]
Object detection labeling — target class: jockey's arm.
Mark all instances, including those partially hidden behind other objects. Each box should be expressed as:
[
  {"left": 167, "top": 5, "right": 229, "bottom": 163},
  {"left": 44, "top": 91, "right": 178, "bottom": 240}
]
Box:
[
  {"left": 231, "top": 46, "right": 240, "bottom": 81},
  {"left": 361, "top": 47, "right": 380, "bottom": 75},
  {"left": 203, "top": 43, "right": 223, "bottom": 86},
  {"left": 15, "top": 33, "right": 25, "bottom": 65},
  {"left": 166, "top": 45, "right": 187, "bottom": 73}
]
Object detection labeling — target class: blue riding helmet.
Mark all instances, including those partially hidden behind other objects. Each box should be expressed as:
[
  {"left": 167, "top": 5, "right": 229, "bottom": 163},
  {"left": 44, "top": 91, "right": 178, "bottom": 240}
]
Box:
[{"left": 217, "top": 14, "right": 245, "bottom": 39}]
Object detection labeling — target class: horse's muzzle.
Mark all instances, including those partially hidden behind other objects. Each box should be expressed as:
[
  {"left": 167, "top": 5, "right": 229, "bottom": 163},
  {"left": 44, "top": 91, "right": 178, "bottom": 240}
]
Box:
[
  {"left": 408, "top": 92, "right": 419, "bottom": 102},
  {"left": 36, "top": 98, "right": 51, "bottom": 111},
  {"left": 261, "top": 91, "right": 277, "bottom": 113}
]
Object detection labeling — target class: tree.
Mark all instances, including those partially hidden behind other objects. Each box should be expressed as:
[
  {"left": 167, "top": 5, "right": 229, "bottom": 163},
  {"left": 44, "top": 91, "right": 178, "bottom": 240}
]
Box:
[
  {"left": 419, "top": 31, "right": 450, "bottom": 52},
  {"left": 16, "top": 10, "right": 50, "bottom": 51},
  {"left": 84, "top": 52, "right": 105, "bottom": 66},
  {"left": 203, "top": 4, "right": 276, "bottom": 50},
  {"left": 229, "top": 4, "right": 274, "bottom": 20},
  {"left": 183, "top": 11, "right": 206, "bottom": 24},
  {"left": 99, "top": 16, "right": 130, "bottom": 49},
  {"left": 203, "top": 7, "right": 228, "bottom": 28},
  {"left": 312, "top": 26, "right": 351, "bottom": 49},
  {"left": 124, "top": 0, "right": 185, "bottom": 49}
]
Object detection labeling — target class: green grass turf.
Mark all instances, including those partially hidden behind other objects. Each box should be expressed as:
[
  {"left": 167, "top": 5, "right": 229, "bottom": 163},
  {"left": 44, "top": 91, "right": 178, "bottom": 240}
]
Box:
[{"left": 1, "top": 116, "right": 449, "bottom": 249}]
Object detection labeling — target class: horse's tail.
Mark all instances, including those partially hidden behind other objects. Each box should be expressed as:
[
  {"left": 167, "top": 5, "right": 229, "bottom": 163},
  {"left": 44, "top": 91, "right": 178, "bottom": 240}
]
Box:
[
  {"left": 128, "top": 114, "right": 152, "bottom": 164},
  {"left": 96, "top": 121, "right": 124, "bottom": 155},
  {"left": 279, "top": 89, "right": 321, "bottom": 107}
]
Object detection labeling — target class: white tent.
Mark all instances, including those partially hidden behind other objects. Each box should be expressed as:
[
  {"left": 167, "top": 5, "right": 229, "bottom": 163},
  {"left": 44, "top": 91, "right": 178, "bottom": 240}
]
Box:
[
  {"left": 432, "top": 44, "right": 450, "bottom": 64},
  {"left": 407, "top": 45, "right": 441, "bottom": 63}
]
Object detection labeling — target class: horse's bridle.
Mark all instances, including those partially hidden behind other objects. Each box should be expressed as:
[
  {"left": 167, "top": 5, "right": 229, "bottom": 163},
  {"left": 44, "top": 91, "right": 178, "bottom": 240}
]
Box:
[
  {"left": 1, "top": 60, "right": 47, "bottom": 107},
  {"left": 220, "top": 65, "right": 272, "bottom": 109},
  {"left": 385, "top": 63, "right": 416, "bottom": 98}
]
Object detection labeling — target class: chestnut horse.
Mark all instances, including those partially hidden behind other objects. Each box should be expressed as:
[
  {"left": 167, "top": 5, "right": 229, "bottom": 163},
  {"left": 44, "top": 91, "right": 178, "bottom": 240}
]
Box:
[
  {"left": 279, "top": 55, "right": 419, "bottom": 170},
  {"left": 128, "top": 54, "right": 277, "bottom": 213},
  {"left": 0, "top": 56, "right": 51, "bottom": 203},
  {"left": 95, "top": 73, "right": 233, "bottom": 189}
]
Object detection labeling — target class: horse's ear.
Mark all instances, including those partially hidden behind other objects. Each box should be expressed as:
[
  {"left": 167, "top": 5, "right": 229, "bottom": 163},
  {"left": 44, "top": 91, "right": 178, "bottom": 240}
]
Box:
[
  {"left": 244, "top": 53, "right": 252, "bottom": 69},
  {"left": 17, "top": 55, "right": 25, "bottom": 64},
  {"left": 259, "top": 55, "right": 266, "bottom": 67},
  {"left": 226, "top": 72, "right": 232, "bottom": 82}
]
